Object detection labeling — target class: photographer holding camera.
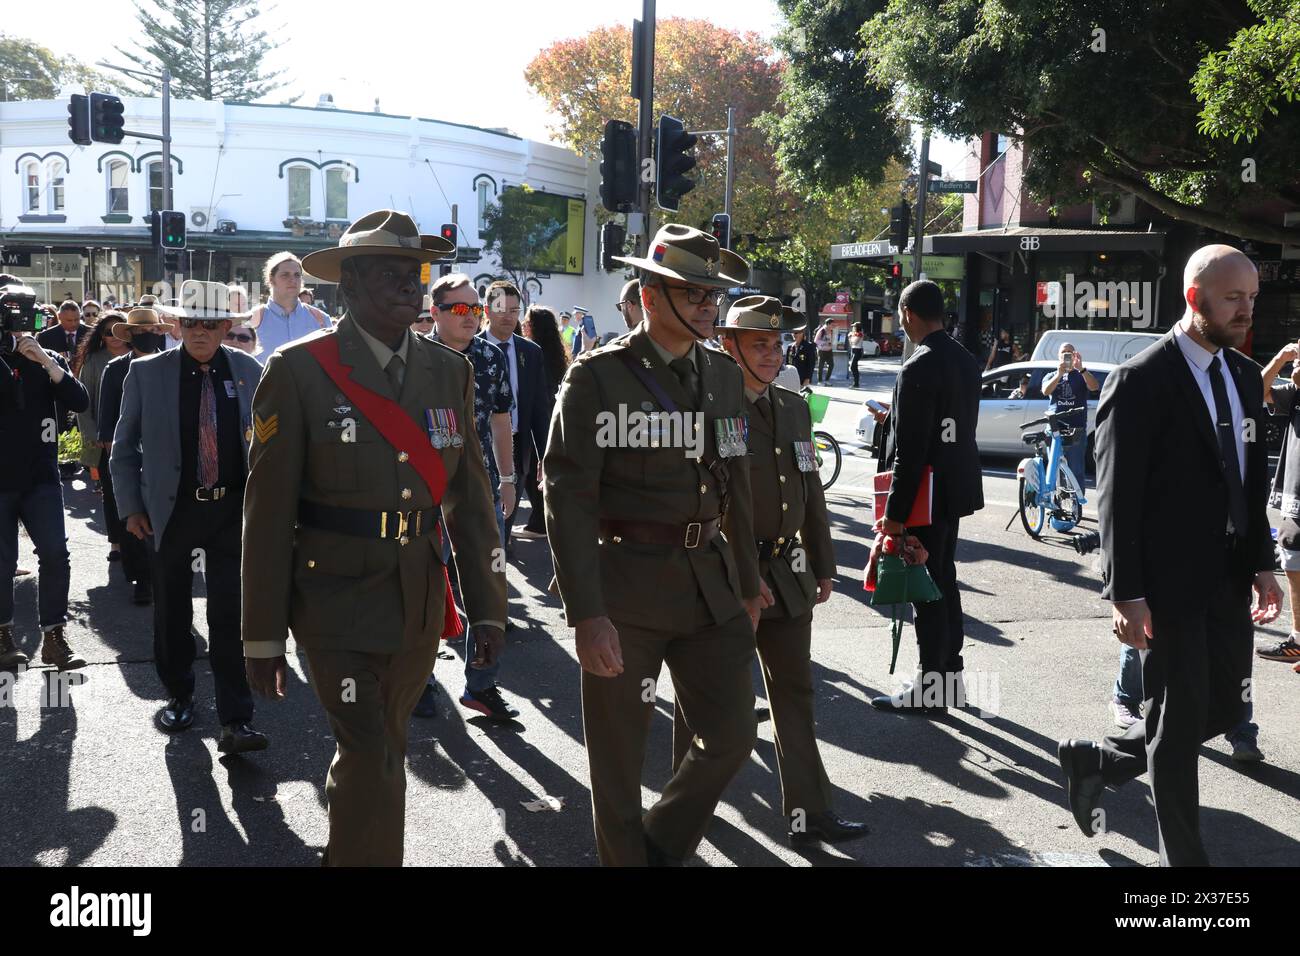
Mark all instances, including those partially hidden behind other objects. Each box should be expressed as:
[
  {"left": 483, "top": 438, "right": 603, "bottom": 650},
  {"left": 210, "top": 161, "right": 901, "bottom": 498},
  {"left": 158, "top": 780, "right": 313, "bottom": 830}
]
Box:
[{"left": 0, "top": 275, "right": 91, "bottom": 671}]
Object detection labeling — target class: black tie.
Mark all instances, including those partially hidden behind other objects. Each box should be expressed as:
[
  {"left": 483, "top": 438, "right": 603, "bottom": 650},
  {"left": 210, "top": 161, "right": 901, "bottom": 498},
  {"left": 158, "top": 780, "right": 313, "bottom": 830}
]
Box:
[
  {"left": 1209, "top": 355, "right": 1248, "bottom": 537},
  {"left": 669, "top": 357, "right": 698, "bottom": 405}
]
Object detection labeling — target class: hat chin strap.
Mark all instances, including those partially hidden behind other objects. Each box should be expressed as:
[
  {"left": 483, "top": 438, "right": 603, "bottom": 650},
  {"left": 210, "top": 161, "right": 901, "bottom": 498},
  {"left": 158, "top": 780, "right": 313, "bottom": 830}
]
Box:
[
  {"left": 663, "top": 287, "right": 710, "bottom": 341},
  {"left": 732, "top": 334, "right": 778, "bottom": 387}
]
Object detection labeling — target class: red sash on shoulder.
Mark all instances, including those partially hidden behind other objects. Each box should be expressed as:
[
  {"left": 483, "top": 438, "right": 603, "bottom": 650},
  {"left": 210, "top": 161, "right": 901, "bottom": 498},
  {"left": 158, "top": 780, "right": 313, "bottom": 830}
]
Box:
[{"left": 304, "top": 334, "right": 463, "bottom": 639}]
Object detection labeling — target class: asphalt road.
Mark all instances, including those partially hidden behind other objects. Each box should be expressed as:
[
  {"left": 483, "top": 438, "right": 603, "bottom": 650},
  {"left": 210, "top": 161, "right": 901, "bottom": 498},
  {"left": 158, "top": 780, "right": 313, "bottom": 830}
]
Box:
[{"left": 3, "top": 355, "right": 1298, "bottom": 867}]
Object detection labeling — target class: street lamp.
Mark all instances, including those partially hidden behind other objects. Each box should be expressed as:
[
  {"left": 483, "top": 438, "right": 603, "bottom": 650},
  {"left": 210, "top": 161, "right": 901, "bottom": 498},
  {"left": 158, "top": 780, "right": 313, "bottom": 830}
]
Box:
[{"left": 1, "top": 75, "right": 42, "bottom": 101}]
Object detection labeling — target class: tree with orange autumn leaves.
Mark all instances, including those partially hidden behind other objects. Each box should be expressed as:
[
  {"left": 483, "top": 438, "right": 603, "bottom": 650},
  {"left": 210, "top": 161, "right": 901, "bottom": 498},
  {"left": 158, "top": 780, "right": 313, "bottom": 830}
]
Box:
[{"left": 524, "top": 17, "right": 912, "bottom": 306}]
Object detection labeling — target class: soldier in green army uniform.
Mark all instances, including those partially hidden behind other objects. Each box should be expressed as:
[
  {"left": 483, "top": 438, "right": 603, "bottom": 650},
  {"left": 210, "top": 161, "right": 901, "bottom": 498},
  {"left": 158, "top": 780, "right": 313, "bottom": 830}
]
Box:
[
  {"left": 241, "top": 210, "right": 507, "bottom": 866},
  {"left": 544, "top": 223, "right": 767, "bottom": 866},
  {"left": 684, "top": 295, "right": 870, "bottom": 845}
]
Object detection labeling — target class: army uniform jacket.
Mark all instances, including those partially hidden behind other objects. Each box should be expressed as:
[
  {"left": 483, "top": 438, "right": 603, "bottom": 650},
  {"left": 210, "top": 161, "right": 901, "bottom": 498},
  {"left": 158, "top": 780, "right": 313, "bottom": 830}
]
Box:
[
  {"left": 743, "top": 384, "right": 836, "bottom": 620},
  {"left": 242, "top": 315, "right": 506, "bottom": 657},
  {"left": 543, "top": 323, "right": 760, "bottom": 631}
]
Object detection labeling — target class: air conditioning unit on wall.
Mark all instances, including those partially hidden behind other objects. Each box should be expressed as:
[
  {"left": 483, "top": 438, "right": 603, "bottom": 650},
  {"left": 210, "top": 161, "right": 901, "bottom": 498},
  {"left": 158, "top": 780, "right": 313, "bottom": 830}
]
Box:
[{"left": 189, "top": 207, "right": 213, "bottom": 231}]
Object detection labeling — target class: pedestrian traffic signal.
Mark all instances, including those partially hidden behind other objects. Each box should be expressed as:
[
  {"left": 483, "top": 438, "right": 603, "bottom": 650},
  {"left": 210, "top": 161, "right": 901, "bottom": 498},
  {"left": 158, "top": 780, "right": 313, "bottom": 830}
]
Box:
[
  {"left": 440, "top": 223, "right": 458, "bottom": 262},
  {"left": 89, "top": 93, "right": 125, "bottom": 144},
  {"left": 151, "top": 210, "right": 187, "bottom": 250},
  {"left": 599, "top": 119, "right": 638, "bottom": 213},
  {"left": 655, "top": 114, "right": 696, "bottom": 212},
  {"left": 889, "top": 202, "right": 911, "bottom": 252},
  {"left": 709, "top": 213, "right": 731, "bottom": 250},
  {"left": 67, "top": 94, "right": 91, "bottom": 146},
  {"left": 886, "top": 261, "right": 904, "bottom": 293},
  {"left": 600, "top": 221, "right": 626, "bottom": 271}
]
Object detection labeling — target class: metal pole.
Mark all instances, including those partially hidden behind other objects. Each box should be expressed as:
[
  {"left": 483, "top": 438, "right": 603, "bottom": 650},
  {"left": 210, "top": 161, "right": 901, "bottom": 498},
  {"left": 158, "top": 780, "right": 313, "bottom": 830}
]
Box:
[
  {"left": 724, "top": 105, "right": 736, "bottom": 221},
  {"left": 902, "top": 130, "right": 931, "bottom": 361},
  {"left": 636, "top": 0, "right": 656, "bottom": 254},
  {"left": 161, "top": 68, "right": 173, "bottom": 210}
]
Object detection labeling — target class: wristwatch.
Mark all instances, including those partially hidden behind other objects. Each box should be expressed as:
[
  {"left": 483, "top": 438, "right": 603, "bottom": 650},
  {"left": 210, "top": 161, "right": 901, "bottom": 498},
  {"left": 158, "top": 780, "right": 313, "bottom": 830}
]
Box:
[{"left": 499, "top": 472, "right": 518, "bottom": 485}]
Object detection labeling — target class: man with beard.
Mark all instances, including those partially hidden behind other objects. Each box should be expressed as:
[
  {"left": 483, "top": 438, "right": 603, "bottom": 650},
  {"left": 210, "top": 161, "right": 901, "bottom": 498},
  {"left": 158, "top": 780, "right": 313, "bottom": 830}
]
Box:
[{"left": 1058, "top": 244, "right": 1282, "bottom": 866}]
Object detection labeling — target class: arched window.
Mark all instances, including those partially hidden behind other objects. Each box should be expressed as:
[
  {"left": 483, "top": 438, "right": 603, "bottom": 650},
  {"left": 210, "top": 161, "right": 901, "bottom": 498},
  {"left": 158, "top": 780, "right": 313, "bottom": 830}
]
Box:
[
  {"left": 286, "top": 165, "right": 311, "bottom": 218},
  {"left": 23, "top": 161, "right": 40, "bottom": 213},
  {"left": 106, "top": 159, "right": 129, "bottom": 214},
  {"left": 46, "top": 160, "right": 65, "bottom": 212},
  {"left": 324, "top": 166, "right": 348, "bottom": 219},
  {"left": 147, "top": 161, "right": 165, "bottom": 213}
]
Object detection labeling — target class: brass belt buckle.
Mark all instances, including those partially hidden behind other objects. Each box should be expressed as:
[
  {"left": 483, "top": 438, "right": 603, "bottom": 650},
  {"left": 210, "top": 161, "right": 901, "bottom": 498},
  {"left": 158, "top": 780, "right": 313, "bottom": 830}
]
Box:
[
  {"left": 381, "top": 509, "right": 413, "bottom": 541},
  {"left": 684, "top": 521, "right": 702, "bottom": 549}
]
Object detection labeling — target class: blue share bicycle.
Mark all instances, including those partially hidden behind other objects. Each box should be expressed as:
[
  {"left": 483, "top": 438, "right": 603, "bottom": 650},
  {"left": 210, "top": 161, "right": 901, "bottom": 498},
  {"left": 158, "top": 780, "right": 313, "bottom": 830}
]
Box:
[{"left": 1016, "top": 410, "right": 1086, "bottom": 539}]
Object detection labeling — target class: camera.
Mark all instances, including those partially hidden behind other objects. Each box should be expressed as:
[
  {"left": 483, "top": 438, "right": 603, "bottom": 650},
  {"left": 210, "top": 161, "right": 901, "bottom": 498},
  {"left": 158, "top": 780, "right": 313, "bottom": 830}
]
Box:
[{"left": 0, "top": 280, "right": 43, "bottom": 335}]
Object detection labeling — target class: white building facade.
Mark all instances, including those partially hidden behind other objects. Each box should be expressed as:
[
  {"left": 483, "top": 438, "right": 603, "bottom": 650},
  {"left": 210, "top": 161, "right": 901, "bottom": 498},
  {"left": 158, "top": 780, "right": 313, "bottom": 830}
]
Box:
[{"left": 0, "top": 95, "right": 626, "bottom": 333}]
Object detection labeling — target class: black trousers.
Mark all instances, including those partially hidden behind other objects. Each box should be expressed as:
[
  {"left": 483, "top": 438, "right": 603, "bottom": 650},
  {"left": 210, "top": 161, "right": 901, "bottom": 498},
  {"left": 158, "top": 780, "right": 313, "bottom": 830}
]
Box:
[
  {"left": 505, "top": 433, "right": 545, "bottom": 534},
  {"left": 911, "top": 518, "right": 964, "bottom": 675},
  {"left": 1099, "top": 568, "right": 1253, "bottom": 867},
  {"left": 151, "top": 494, "right": 253, "bottom": 725},
  {"left": 100, "top": 448, "right": 150, "bottom": 584},
  {"left": 850, "top": 348, "right": 863, "bottom": 388}
]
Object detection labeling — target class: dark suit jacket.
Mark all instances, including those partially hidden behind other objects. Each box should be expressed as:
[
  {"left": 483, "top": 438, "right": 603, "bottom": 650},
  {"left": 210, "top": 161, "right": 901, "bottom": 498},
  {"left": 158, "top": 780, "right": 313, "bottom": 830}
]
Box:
[
  {"left": 37, "top": 323, "right": 89, "bottom": 356},
  {"left": 1096, "top": 329, "right": 1273, "bottom": 607},
  {"left": 879, "top": 329, "right": 984, "bottom": 523},
  {"left": 0, "top": 344, "right": 88, "bottom": 492},
  {"left": 97, "top": 352, "right": 135, "bottom": 444},
  {"left": 479, "top": 331, "right": 552, "bottom": 464}
]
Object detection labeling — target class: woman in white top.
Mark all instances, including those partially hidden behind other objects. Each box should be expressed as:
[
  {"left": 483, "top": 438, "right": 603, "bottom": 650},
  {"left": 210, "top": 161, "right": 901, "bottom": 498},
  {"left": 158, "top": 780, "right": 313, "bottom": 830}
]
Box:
[
  {"left": 245, "top": 251, "right": 329, "bottom": 355},
  {"left": 848, "top": 321, "right": 865, "bottom": 388}
]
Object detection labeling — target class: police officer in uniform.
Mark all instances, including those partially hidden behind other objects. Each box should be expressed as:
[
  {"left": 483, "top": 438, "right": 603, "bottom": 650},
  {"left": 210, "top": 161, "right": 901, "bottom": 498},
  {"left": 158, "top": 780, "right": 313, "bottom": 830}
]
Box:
[
  {"left": 242, "top": 210, "right": 507, "bottom": 866},
  {"left": 545, "top": 223, "right": 766, "bottom": 866},
  {"left": 686, "top": 295, "right": 870, "bottom": 844}
]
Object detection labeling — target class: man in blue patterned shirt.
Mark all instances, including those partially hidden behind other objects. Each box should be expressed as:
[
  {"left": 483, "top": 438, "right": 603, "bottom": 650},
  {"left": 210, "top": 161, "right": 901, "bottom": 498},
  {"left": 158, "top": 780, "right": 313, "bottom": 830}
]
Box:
[{"left": 417, "top": 273, "right": 520, "bottom": 722}]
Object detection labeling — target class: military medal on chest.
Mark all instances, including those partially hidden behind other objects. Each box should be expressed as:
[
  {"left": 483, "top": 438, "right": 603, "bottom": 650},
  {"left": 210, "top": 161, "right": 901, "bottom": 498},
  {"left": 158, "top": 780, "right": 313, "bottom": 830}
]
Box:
[
  {"left": 426, "top": 408, "right": 463, "bottom": 449},
  {"left": 714, "top": 414, "right": 749, "bottom": 458},
  {"left": 793, "top": 440, "right": 818, "bottom": 473}
]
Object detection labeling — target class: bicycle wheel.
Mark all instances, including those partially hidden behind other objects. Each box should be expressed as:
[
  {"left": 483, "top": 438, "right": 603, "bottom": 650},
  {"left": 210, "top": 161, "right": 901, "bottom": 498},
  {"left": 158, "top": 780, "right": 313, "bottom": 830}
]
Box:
[
  {"left": 813, "top": 430, "right": 841, "bottom": 490},
  {"left": 1018, "top": 476, "right": 1046, "bottom": 539},
  {"left": 1055, "top": 464, "right": 1083, "bottom": 529}
]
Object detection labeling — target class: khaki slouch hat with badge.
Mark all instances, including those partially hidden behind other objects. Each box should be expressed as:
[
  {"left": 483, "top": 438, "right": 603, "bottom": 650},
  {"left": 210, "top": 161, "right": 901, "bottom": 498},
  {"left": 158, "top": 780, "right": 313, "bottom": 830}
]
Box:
[
  {"left": 301, "top": 209, "right": 456, "bottom": 282},
  {"left": 613, "top": 223, "right": 750, "bottom": 289},
  {"left": 718, "top": 295, "right": 805, "bottom": 334}
]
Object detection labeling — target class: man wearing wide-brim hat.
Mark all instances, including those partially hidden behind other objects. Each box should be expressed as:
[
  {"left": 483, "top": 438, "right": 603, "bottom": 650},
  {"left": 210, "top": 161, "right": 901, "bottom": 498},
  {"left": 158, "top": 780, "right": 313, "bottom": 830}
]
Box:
[
  {"left": 242, "top": 209, "right": 506, "bottom": 866},
  {"left": 108, "top": 289, "right": 270, "bottom": 754},
  {"left": 544, "top": 222, "right": 766, "bottom": 866},
  {"left": 697, "top": 295, "right": 869, "bottom": 846}
]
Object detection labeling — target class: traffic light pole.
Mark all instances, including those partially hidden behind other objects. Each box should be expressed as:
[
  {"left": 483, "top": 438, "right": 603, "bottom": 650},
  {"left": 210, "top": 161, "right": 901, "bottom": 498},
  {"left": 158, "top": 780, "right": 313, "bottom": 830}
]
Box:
[
  {"left": 635, "top": 0, "right": 655, "bottom": 255},
  {"left": 903, "top": 130, "right": 931, "bottom": 361},
  {"left": 724, "top": 106, "right": 735, "bottom": 220},
  {"left": 161, "top": 68, "right": 173, "bottom": 210}
]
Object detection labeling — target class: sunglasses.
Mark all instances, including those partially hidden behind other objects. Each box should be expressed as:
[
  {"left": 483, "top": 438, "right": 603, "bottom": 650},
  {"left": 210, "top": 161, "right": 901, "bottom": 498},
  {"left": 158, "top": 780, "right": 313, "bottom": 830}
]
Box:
[
  {"left": 225, "top": 332, "right": 253, "bottom": 343},
  {"left": 180, "top": 318, "right": 225, "bottom": 331},
  {"left": 436, "top": 302, "right": 485, "bottom": 319}
]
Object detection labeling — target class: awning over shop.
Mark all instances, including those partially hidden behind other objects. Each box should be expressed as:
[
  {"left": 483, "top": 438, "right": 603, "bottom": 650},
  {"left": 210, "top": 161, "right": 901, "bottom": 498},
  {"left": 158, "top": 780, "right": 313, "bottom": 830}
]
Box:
[{"left": 921, "top": 226, "right": 1165, "bottom": 256}]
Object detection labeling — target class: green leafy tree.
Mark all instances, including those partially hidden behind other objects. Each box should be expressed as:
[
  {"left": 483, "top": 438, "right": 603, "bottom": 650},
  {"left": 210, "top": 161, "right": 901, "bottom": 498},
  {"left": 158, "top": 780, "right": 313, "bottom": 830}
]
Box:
[
  {"left": 115, "top": 0, "right": 293, "bottom": 102},
  {"left": 766, "top": 0, "right": 1300, "bottom": 245},
  {"left": 0, "top": 33, "right": 119, "bottom": 99},
  {"left": 480, "top": 184, "right": 569, "bottom": 304}
]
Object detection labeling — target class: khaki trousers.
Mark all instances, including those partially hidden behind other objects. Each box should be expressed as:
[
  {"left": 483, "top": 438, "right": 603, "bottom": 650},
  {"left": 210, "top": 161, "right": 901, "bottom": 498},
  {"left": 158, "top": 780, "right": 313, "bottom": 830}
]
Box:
[
  {"left": 583, "top": 612, "right": 757, "bottom": 866},
  {"left": 673, "top": 611, "right": 833, "bottom": 818}
]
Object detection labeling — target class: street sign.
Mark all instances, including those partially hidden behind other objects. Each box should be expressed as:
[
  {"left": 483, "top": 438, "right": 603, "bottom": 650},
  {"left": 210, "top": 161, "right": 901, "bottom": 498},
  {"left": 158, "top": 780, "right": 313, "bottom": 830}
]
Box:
[
  {"left": 0, "top": 250, "right": 32, "bottom": 267},
  {"left": 830, "top": 240, "right": 899, "bottom": 261},
  {"left": 925, "top": 160, "right": 943, "bottom": 177},
  {"left": 895, "top": 255, "right": 964, "bottom": 280},
  {"left": 929, "top": 180, "right": 978, "bottom": 194}
]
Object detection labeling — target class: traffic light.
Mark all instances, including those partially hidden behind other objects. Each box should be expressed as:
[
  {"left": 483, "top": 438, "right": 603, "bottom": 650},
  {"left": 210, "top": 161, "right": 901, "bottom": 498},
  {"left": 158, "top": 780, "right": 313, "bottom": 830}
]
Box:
[
  {"left": 440, "top": 223, "right": 458, "bottom": 262},
  {"left": 886, "top": 261, "right": 904, "bottom": 293},
  {"left": 67, "top": 94, "right": 91, "bottom": 146},
  {"left": 655, "top": 114, "right": 697, "bottom": 212},
  {"left": 151, "top": 210, "right": 187, "bottom": 249},
  {"left": 889, "top": 201, "right": 911, "bottom": 252},
  {"left": 600, "top": 221, "right": 626, "bottom": 272},
  {"left": 89, "top": 93, "right": 125, "bottom": 144},
  {"left": 709, "top": 213, "right": 731, "bottom": 250},
  {"left": 599, "top": 119, "right": 638, "bottom": 213}
]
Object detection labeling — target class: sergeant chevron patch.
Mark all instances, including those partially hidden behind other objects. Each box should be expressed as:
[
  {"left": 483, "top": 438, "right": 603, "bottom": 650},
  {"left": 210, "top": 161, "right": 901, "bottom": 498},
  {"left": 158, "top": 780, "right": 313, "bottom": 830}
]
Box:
[{"left": 254, "top": 413, "right": 279, "bottom": 443}]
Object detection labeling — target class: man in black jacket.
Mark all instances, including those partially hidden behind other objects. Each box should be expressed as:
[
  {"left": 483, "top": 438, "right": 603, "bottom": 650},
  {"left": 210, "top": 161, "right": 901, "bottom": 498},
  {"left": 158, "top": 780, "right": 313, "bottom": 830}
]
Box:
[
  {"left": 0, "top": 289, "right": 91, "bottom": 671},
  {"left": 871, "top": 280, "right": 983, "bottom": 712},
  {"left": 1058, "top": 245, "right": 1281, "bottom": 867}
]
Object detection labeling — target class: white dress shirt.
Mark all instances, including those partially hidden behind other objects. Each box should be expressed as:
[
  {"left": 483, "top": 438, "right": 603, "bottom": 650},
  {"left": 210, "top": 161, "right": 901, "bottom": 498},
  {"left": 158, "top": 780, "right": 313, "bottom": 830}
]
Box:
[
  {"left": 1173, "top": 321, "right": 1247, "bottom": 486},
  {"left": 489, "top": 331, "right": 520, "bottom": 433}
]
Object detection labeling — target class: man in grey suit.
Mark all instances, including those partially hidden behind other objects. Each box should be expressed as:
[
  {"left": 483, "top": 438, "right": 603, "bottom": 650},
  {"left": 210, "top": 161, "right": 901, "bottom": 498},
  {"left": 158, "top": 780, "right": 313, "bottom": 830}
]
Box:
[{"left": 111, "top": 289, "right": 268, "bottom": 753}]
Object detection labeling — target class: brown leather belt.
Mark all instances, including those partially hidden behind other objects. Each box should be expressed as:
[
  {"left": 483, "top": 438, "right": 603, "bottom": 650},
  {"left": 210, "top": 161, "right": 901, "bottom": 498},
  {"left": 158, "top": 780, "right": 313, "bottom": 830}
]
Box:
[{"left": 599, "top": 517, "right": 720, "bottom": 550}]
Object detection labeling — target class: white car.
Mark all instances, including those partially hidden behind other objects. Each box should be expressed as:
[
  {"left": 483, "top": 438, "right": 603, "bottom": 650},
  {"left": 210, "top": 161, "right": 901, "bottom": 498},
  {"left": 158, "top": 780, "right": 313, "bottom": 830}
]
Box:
[{"left": 857, "top": 360, "right": 1116, "bottom": 457}]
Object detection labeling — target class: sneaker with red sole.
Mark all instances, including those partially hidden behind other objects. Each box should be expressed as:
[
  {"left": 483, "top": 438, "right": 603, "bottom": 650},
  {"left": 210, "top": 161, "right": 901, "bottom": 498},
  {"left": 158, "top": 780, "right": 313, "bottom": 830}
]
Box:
[{"left": 459, "top": 686, "right": 519, "bottom": 721}]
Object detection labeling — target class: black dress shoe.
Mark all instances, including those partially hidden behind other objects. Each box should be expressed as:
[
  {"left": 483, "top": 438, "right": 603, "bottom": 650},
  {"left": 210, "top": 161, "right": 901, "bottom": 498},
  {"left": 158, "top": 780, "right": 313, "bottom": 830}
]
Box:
[
  {"left": 218, "top": 722, "right": 269, "bottom": 755},
  {"left": 791, "top": 810, "right": 871, "bottom": 844},
  {"left": 870, "top": 670, "right": 962, "bottom": 713},
  {"left": 131, "top": 580, "right": 153, "bottom": 606},
  {"left": 1058, "top": 739, "right": 1106, "bottom": 836},
  {"left": 158, "top": 696, "right": 194, "bottom": 732}
]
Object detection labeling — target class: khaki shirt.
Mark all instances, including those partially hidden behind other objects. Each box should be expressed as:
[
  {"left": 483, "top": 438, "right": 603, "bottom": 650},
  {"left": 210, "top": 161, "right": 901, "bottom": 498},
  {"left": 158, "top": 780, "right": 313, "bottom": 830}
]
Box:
[
  {"left": 544, "top": 323, "right": 759, "bottom": 631},
  {"left": 242, "top": 315, "right": 506, "bottom": 656}
]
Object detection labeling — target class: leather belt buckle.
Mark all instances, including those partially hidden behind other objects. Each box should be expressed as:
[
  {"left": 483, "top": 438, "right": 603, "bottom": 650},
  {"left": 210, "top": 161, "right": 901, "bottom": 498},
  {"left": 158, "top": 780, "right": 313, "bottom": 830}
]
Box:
[
  {"left": 195, "top": 486, "right": 225, "bottom": 502},
  {"left": 381, "top": 509, "right": 416, "bottom": 542},
  {"left": 684, "top": 521, "right": 703, "bottom": 549}
]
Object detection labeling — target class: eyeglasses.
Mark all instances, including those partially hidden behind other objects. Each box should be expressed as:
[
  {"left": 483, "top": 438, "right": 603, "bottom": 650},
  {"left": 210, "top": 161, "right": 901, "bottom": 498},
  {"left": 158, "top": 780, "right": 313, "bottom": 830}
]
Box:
[
  {"left": 225, "top": 332, "right": 253, "bottom": 343},
  {"left": 615, "top": 301, "right": 640, "bottom": 311},
  {"left": 436, "top": 302, "right": 485, "bottom": 319},
  {"left": 180, "top": 318, "right": 225, "bottom": 331},
  {"left": 662, "top": 285, "right": 725, "bottom": 306}
]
